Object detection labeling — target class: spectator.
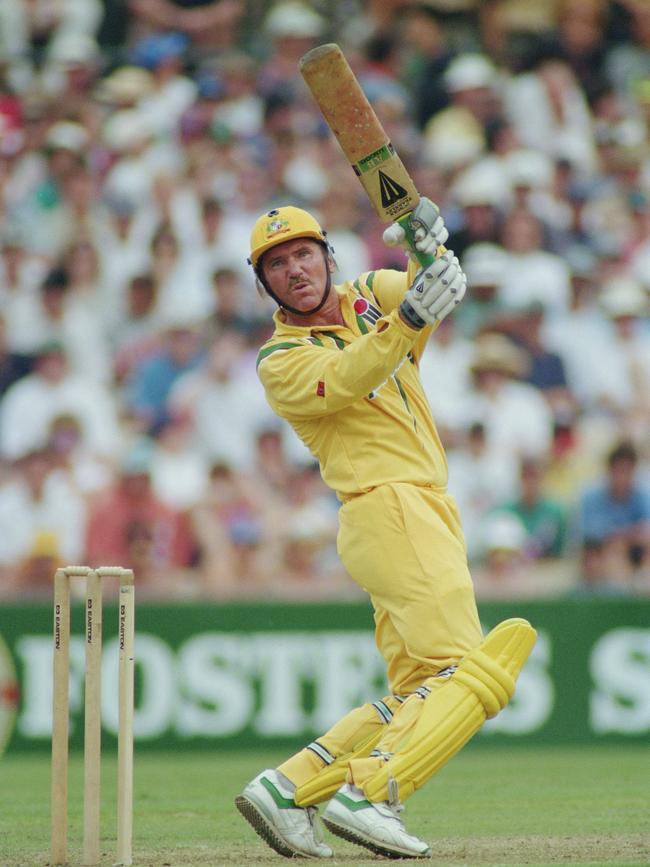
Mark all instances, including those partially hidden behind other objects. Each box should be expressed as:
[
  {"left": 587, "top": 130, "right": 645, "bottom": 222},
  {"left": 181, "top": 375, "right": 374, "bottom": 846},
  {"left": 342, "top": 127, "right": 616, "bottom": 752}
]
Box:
[
  {"left": 0, "top": 449, "right": 87, "bottom": 593},
  {"left": 501, "top": 456, "right": 569, "bottom": 560},
  {"left": 576, "top": 439, "right": 650, "bottom": 584},
  {"left": 460, "top": 332, "right": 554, "bottom": 462},
  {"left": 13, "top": 264, "right": 112, "bottom": 383},
  {"left": 25, "top": 121, "right": 91, "bottom": 257},
  {"left": 94, "top": 196, "right": 157, "bottom": 305},
  {"left": 595, "top": 276, "right": 650, "bottom": 438},
  {"left": 127, "top": 0, "right": 244, "bottom": 50},
  {"left": 0, "top": 230, "right": 47, "bottom": 302},
  {"left": 148, "top": 412, "right": 210, "bottom": 511},
  {"left": 190, "top": 461, "right": 272, "bottom": 598},
  {"left": 101, "top": 109, "right": 178, "bottom": 211},
  {"left": 503, "top": 53, "right": 598, "bottom": 169},
  {"left": 12, "top": 530, "right": 64, "bottom": 599},
  {"left": 499, "top": 301, "right": 573, "bottom": 416},
  {"left": 0, "top": 314, "right": 32, "bottom": 397},
  {"left": 168, "top": 329, "right": 275, "bottom": 469},
  {"left": 400, "top": 3, "right": 453, "bottom": 129},
  {"left": 0, "top": 4, "right": 103, "bottom": 94},
  {"left": 112, "top": 273, "right": 163, "bottom": 384},
  {"left": 0, "top": 341, "right": 121, "bottom": 460},
  {"left": 446, "top": 421, "right": 518, "bottom": 563},
  {"left": 542, "top": 404, "right": 603, "bottom": 508},
  {"left": 209, "top": 51, "right": 265, "bottom": 140},
  {"left": 550, "top": 0, "right": 610, "bottom": 103},
  {"left": 148, "top": 218, "right": 215, "bottom": 322},
  {"left": 570, "top": 537, "right": 633, "bottom": 596},
  {"left": 209, "top": 267, "right": 263, "bottom": 336},
  {"left": 257, "top": 1, "right": 328, "bottom": 99},
  {"left": 85, "top": 441, "right": 195, "bottom": 594},
  {"left": 456, "top": 241, "right": 509, "bottom": 338},
  {"left": 499, "top": 208, "right": 572, "bottom": 318},
  {"left": 605, "top": 0, "right": 650, "bottom": 104},
  {"left": 123, "top": 313, "right": 206, "bottom": 435},
  {"left": 447, "top": 161, "right": 508, "bottom": 259},
  {"left": 419, "top": 315, "right": 473, "bottom": 444},
  {"left": 131, "top": 32, "right": 197, "bottom": 137},
  {"left": 273, "top": 513, "right": 354, "bottom": 601},
  {"left": 315, "top": 187, "right": 372, "bottom": 283},
  {"left": 423, "top": 52, "right": 503, "bottom": 173},
  {"left": 472, "top": 511, "right": 531, "bottom": 599},
  {"left": 541, "top": 250, "right": 610, "bottom": 412},
  {"left": 45, "top": 412, "right": 114, "bottom": 496},
  {"left": 187, "top": 197, "right": 253, "bottom": 295}
]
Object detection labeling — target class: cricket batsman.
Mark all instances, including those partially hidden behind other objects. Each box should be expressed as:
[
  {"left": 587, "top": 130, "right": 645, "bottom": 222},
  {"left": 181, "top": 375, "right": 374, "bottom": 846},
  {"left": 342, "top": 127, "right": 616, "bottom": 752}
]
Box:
[{"left": 235, "top": 201, "right": 537, "bottom": 859}]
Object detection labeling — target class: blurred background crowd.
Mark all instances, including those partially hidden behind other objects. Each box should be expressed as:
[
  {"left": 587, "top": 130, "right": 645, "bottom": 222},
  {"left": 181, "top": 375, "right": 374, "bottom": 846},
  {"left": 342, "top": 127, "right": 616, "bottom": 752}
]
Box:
[{"left": 0, "top": 0, "right": 648, "bottom": 602}]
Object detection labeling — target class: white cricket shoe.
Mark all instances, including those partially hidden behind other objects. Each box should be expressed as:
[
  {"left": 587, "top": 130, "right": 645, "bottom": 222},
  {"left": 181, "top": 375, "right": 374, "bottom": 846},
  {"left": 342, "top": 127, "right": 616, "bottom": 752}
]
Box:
[
  {"left": 235, "top": 769, "right": 333, "bottom": 859},
  {"left": 322, "top": 783, "right": 431, "bottom": 859}
]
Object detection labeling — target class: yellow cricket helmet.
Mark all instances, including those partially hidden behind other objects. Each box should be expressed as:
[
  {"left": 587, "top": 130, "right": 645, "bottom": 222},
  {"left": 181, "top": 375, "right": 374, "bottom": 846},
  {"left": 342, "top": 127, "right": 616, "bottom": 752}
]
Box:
[{"left": 249, "top": 206, "right": 327, "bottom": 269}]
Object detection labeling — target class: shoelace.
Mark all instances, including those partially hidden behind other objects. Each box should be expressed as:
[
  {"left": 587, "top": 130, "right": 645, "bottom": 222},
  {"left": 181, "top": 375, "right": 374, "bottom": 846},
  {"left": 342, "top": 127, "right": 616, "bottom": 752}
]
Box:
[{"left": 306, "top": 805, "right": 326, "bottom": 844}]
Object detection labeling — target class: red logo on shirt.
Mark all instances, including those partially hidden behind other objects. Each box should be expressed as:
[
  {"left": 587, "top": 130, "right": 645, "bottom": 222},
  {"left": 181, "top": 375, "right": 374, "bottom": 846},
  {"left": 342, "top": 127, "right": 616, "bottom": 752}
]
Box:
[
  {"left": 317, "top": 380, "right": 325, "bottom": 397},
  {"left": 354, "top": 298, "right": 369, "bottom": 315}
]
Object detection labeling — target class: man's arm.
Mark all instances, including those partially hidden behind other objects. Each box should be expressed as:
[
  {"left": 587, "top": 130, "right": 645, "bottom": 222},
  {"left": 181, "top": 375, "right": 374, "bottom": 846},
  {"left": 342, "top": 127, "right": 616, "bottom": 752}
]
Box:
[{"left": 259, "top": 254, "right": 466, "bottom": 420}]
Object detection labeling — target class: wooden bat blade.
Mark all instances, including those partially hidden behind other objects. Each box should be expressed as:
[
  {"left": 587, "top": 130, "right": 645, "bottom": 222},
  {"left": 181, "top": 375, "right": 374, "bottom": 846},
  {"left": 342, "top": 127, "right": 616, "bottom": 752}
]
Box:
[{"left": 300, "top": 43, "right": 420, "bottom": 223}]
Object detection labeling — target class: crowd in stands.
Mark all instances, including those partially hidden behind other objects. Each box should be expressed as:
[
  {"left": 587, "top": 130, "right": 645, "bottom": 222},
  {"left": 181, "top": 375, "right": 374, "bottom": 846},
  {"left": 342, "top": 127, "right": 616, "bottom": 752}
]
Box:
[{"left": 0, "top": 0, "right": 648, "bottom": 602}]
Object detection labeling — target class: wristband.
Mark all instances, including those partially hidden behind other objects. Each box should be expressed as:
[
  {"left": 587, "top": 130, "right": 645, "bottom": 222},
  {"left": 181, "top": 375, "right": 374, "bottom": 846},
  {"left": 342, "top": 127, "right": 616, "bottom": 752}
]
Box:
[{"left": 399, "top": 299, "right": 427, "bottom": 329}]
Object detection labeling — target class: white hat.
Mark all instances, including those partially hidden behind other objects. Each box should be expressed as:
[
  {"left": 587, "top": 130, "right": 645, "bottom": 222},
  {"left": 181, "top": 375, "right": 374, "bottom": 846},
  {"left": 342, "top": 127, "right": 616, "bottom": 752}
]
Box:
[
  {"left": 599, "top": 277, "right": 648, "bottom": 318},
  {"left": 48, "top": 33, "right": 100, "bottom": 66},
  {"left": 470, "top": 332, "right": 529, "bottom": 378},
  {"left": 265, "top": 2, "right": 326, "bottom": 37},
  {"left": 444, "top": 53, "right": 497, "bottom": 92},
  {"left": 452, "top": 160, "right": 510, "bottom": 208},
  {"left": 96, "top": 66, "right": 154, "bottom": 104},
  {"left": 422, "top": 107, "right": 485, "bottom": 170},
  {"left": 505, "top": 149, "right": 554, "bottom": 189},
  {"left": 102, "top": 110, "right": 151, "bottom": 151},
  {"left": 482, "top": 512, "right": 527, "bottom": 553},
  {"left": 462, "top": 243, "right": 507, "bottom": 287},
  {"left": 45, "top": 121, "right": 89, "bottom": 152}
]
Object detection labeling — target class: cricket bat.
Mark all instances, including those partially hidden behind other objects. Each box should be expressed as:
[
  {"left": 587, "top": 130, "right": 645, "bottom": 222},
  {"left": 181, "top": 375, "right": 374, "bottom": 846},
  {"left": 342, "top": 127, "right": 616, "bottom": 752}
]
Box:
[{"left": 299, "top": 43, "right": 444, "bottom": 268}]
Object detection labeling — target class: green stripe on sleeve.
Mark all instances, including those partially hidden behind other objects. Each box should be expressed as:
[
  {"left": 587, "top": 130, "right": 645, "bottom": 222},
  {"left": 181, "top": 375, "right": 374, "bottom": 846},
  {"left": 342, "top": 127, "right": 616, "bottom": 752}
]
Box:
[
  {"left": 256, "top": 341, "right": 302, "bottom": 368},
  {"left": 394, "top": 374, "right": 417, "bottom": 430}
]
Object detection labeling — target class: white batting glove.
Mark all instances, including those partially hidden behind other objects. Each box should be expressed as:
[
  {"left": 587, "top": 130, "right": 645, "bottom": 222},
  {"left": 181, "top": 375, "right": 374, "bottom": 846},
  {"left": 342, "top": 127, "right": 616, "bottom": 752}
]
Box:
[
  {"left": 383, "top": 197, "right": 449, "bottom": 258},
  {"left": 399, "top": 251, "right": 467, "bottom": 329}
]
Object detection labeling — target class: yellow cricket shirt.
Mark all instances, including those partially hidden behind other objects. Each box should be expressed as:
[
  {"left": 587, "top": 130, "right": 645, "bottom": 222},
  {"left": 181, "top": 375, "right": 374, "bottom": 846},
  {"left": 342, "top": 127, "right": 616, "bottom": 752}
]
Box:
[{"left": 256, "top": 267, "right": 449, "bottom": 498}]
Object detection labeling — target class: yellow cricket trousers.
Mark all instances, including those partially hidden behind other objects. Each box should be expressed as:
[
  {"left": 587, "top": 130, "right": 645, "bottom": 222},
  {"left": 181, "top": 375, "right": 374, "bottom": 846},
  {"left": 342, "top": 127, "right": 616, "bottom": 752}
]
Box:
[
  {"left": 279, "top": 483, "right": 483, "bottom": 791},
  {"left": 338, "top": 482, "right": 482, "bottom": 693}
]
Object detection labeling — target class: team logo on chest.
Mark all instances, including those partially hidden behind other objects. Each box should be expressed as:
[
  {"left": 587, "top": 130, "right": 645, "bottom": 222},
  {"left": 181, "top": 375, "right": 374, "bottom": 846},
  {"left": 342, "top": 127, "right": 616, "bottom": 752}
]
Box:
[{"left": 353, "top": 293, "right": 382, "bottom": 328}]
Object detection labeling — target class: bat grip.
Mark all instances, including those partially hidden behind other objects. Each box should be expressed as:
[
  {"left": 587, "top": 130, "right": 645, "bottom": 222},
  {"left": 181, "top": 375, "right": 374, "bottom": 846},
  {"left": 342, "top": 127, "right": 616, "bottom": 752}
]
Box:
[{"left": 396, "top": 213, "right": 446, "bottom": 269}]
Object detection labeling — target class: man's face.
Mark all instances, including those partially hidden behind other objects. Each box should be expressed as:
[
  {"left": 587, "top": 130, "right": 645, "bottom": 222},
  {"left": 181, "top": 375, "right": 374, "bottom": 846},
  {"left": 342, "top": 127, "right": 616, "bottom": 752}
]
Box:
[{"left": 261, "top": 238, "right": 328, "bottom": 312}]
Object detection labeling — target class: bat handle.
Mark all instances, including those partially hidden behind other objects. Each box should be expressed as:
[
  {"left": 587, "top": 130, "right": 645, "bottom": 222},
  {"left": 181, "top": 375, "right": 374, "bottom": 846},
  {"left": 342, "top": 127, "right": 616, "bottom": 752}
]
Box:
[{"left": 396, "top": 212, "right": 447, "bottom": 269}]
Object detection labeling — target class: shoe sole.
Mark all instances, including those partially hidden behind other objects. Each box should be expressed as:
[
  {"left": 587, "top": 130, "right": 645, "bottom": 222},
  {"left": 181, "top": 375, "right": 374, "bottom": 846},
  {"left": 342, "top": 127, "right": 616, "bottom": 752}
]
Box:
[
  {"left": 235, "top": 793, "right": 311, "bottom": 859},
  {"left": 322, "top": 816, "right": 431, "bottom": 860}
]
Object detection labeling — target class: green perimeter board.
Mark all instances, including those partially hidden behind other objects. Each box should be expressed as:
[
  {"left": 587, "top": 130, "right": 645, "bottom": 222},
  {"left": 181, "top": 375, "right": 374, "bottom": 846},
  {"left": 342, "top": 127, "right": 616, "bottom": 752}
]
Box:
[{"left": 0, "top": 597, "right": 649, "bottom": 752}]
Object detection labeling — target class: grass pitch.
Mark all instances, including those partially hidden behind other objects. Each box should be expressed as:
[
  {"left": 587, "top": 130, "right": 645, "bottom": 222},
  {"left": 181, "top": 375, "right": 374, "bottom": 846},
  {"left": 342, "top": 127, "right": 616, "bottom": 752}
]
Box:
[{"left": 0, "top": 745, "right": 648, "bottom": 866}]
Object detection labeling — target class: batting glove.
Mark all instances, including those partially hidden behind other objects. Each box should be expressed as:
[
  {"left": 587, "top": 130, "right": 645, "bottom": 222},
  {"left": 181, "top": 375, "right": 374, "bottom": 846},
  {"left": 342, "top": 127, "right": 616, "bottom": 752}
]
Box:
[
  {"left": 383, "top": 197, "right": 449, "bottom": 258},
  {"left": 399, "top": 251, "right": 467, "bottom": 329}
]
